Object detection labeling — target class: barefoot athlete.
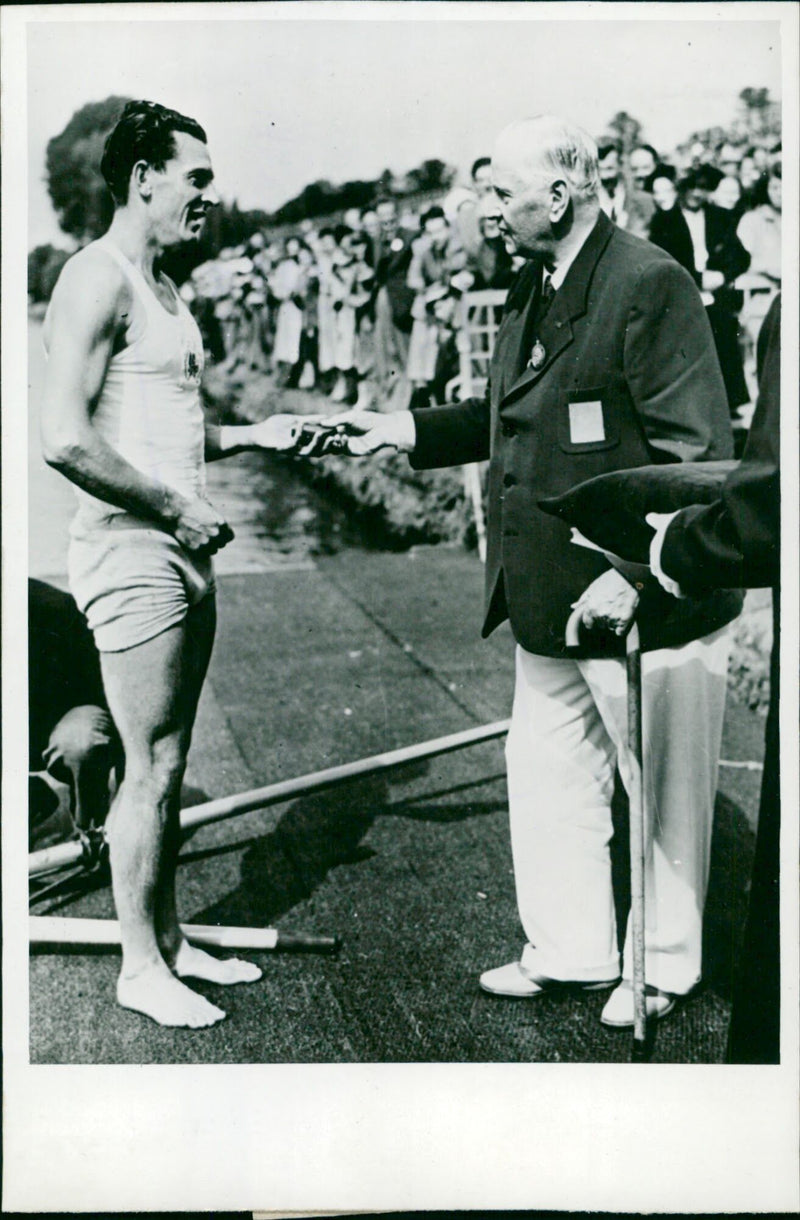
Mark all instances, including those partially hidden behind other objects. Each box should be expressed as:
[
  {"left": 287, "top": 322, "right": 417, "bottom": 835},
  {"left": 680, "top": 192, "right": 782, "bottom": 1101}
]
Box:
[{"left": 40, "top": 101, "right": 302, "bottom": 1028}]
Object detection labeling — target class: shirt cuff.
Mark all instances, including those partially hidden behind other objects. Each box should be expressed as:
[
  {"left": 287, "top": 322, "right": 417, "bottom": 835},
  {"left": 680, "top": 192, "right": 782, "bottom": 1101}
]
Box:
[
  {"left": 647, "top": 511, "right": 686, "bottom": 599},
  {"left": 397, "top": 411, "right": 417, "bottom": 452}
]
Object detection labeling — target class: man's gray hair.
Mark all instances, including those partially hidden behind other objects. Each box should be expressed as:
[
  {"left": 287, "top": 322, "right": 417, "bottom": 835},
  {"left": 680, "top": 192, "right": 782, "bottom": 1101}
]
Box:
[{"left": 499, "top": 116, "right": 601, "bottom": 201}]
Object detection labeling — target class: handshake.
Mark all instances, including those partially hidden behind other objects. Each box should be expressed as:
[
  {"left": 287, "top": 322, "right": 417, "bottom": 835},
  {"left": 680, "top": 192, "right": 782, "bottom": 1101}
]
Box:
[{"left": 265, "top": 410, "right": 417, "bottom": 458}]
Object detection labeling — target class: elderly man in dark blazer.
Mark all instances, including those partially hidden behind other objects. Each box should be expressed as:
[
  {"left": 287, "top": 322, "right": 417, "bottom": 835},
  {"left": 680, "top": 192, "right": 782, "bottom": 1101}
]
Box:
[{"left": 334, "top": 115, "right": 740, "bottom": 1029}]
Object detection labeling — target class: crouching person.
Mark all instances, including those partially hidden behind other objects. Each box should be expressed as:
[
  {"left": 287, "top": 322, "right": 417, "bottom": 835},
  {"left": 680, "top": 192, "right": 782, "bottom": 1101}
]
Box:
[{"left": 29, "top": 578, "right": 121, "bottom": 848}]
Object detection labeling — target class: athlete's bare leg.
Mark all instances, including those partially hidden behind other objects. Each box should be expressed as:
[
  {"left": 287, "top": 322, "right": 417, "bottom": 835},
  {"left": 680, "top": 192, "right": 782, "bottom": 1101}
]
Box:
[
  {"left": 152, "top": 598, "right": 261, "bottom": 987},
  {"left": 100, "top": 597, "right": 256, "bottom": 1028}
]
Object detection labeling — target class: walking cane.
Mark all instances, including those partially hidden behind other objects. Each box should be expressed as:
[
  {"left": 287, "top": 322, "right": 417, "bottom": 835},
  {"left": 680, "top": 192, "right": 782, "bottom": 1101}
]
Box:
[
  {"left": 566, "top": 607, "right": 648, "bottom": 1059},
  {"left": 625, "top": 621, "right": 648, "bottom": 1058}
]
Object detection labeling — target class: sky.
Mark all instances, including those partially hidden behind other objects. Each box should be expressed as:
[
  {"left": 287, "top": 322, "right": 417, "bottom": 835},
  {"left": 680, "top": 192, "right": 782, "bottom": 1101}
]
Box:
[{"left": 26, "top": 6, "right": 781, "bottom": 248}]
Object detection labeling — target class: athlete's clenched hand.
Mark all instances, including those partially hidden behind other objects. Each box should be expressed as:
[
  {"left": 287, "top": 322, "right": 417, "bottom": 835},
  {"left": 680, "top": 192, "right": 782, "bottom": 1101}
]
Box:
[{"left": 172, "top": 495, "right": 234, "bottom": 555}]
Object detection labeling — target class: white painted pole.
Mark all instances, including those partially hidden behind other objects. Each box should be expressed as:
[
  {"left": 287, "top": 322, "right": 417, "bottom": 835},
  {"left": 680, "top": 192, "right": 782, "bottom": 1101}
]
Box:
[
  {"left": 29, "top": 917, "right": 340, "bottom": 953},
  {"left": 28, "top": 838, "right": 86, "bottom": 876},
  {"left": 178, "top": 719, "right": 511, "bottom": 833}
]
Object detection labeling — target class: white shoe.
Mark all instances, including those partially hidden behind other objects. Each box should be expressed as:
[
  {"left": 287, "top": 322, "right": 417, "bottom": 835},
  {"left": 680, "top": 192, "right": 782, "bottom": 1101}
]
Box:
[
  {"left": 330, "top": 373, "right": 348, "bottom": 402},
  {"left": 479, "top": 960, "right": 619, "bottom": 998},
  {"left": 355, "top": 383, "right": 374, "bottom": 410},
  {"left": 297, "top": 362, "right": 316, "bottom": 390},
  {"left": 600, "top": 981, "right": 677, "bottom": 1028}
]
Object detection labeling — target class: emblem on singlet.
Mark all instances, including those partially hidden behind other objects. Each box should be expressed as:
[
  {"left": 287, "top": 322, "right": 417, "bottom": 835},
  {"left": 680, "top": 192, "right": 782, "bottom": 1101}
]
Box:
[
  {"left": 178, "top": 321, "right": 204, "bottom": 389},
  {"left": 184, "top": 349, "right": 201, "bottom": 383}
]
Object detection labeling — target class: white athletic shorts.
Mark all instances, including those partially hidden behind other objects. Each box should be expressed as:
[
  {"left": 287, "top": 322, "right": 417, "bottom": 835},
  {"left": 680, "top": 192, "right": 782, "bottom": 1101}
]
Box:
[{"left": 68, "top": 522, "right": 215, "bottom": 653}]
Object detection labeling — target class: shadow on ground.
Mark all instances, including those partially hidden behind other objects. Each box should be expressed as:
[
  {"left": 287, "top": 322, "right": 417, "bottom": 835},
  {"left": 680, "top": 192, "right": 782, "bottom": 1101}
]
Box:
[
  {"left": 190, "top": 764, "right": 505, "bottom": 929},
  {"left": 189, "top": 774, "right": 390, "bottom": 928}
]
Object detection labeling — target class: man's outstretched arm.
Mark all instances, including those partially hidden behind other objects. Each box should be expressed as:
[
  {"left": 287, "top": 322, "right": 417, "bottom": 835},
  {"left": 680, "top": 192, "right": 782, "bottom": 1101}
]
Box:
[
  {"left": 204, "top": 414, "right": 309, "bottom": 460},
  {"left": 322, "top": 388, "right": 490, "bottom": 465},
  {"left": 41, "top": 252, "right": 231, "bottom": 555},
  {"left": 325, "top": 408, "right": 417, "bottom": 456}
]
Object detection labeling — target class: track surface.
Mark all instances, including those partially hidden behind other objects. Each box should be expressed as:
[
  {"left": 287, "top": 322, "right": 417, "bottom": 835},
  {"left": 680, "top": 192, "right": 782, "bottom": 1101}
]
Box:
[{"left": 29, "top": 546, "right": 764, "bottom": 1064}]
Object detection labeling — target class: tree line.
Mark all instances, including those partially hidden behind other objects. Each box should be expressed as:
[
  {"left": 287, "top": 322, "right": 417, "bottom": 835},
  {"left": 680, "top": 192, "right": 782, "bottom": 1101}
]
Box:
[{"left": 29, "top": 95, "right": 455, "bottom": 300}]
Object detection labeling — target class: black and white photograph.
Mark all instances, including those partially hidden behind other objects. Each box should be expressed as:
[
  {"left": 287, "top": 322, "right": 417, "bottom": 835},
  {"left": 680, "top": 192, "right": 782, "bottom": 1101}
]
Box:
[{"left": 3, "top": 1, "right": 799, "bottom": 1212}]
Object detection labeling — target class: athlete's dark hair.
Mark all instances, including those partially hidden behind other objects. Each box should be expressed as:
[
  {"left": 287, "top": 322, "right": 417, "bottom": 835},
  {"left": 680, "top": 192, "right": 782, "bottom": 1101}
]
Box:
[
  {"left": 471, "top": 156, "right": 491, "bottom": 180},
  {"left": 100, "top": 100, "right": 207, "bottom": 205}
]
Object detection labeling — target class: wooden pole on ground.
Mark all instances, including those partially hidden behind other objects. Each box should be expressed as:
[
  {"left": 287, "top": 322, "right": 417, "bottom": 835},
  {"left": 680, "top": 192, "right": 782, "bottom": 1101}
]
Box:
[
  {"left": 29, "top": 720, "right": 511, "bottom": 876},
  {"left": 178, "top": 719, "right": 511, "bottom": 832},
  {"left": 28, "top": 838, "right": 89, "bottom": 877},
  {"left": 29, "top": 916, "right": 340, "bottom": 953}
]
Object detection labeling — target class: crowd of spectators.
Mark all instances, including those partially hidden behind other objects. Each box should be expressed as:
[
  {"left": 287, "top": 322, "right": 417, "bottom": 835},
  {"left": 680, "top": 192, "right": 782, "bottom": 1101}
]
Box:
[
  {"left": 182, "top": 128, "right": 781, "bottom": 428},
  {"left": 605, "top": 138, "right": 783, "bottom": 419}
]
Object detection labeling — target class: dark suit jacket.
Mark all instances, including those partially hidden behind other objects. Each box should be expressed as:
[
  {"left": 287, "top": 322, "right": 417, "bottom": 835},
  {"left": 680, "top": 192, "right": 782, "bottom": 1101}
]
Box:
[
  {"left": 375, "top": 232, "right": 415, "bottom": 332},
  {"left": 702, "top": 203, "right": 751, "bottom": 311},
  {"left": 661, "top": 295, "right": 780, "bottom": 593},
  {"left": 703, "top": 204, "right": 750, "bottom": 279},
  {"left": 648, "top": 205, "right": 695, "bottom": 278},
  {"left": 410, "top": 210, "right": 741, "bottom": 657}
]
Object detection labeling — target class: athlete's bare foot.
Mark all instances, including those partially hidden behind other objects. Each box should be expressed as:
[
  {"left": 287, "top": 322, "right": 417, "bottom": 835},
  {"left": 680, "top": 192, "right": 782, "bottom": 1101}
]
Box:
[
  {"left": 172, "top": 939, "right": 263, "bottom": 986},
  {"left": 117, "top": 961, "right": 226, "bottom": 1028}
]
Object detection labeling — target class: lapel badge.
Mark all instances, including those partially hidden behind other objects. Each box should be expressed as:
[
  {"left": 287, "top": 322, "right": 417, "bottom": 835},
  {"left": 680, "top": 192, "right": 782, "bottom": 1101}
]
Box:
[{"left": 529, "top": 340, "right": 546, "bottom": 370}]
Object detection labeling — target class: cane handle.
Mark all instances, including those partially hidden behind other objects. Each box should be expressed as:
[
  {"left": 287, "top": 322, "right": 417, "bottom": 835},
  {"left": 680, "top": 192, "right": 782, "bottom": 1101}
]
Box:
[{"left": 565, "top": 605, "right": 583, "bottom": 647}]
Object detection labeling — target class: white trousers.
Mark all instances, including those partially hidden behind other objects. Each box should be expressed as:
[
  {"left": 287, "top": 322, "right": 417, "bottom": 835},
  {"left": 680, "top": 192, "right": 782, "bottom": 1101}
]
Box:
[{"left": 505, "top": 628, "right": 731, "bottom": 995}]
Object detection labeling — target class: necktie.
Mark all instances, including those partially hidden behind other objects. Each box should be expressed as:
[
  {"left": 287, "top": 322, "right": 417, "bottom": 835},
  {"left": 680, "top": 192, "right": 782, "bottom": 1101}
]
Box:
[{"left": 538, "top": 274, "right": 555, "bottom": 322}]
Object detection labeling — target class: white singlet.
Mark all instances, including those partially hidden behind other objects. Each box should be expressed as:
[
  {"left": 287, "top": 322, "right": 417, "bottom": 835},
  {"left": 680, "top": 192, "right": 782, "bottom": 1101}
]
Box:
[
  {"left": 66, "top": 237, "right": 214, "bottom": 653},
  {"left": 71, "top": 235, "right": 207, "bottom": 532}
]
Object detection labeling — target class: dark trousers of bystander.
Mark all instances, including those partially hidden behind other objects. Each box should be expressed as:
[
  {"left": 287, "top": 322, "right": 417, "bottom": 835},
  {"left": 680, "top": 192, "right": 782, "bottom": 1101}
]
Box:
[{"left": 727, "top": 592, "right": 780, "bottom": 1063}]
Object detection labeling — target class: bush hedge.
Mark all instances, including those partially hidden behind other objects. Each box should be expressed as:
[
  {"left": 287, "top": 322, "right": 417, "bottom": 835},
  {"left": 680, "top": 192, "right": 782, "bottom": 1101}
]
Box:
[{"left": 203, "top": 365, "right": 479, "bottom": 548}]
